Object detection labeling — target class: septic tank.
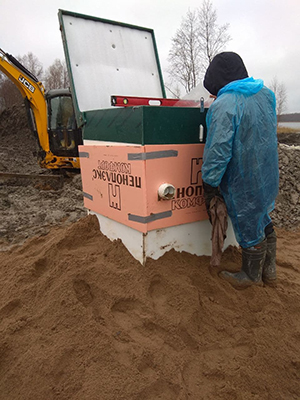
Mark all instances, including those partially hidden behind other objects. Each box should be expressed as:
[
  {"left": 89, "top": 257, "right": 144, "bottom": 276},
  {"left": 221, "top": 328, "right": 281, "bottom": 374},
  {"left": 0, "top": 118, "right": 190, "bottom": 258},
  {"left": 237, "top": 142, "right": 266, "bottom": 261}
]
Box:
[{"left": 59, "top": 9, "right": 236, "bottom": 264}]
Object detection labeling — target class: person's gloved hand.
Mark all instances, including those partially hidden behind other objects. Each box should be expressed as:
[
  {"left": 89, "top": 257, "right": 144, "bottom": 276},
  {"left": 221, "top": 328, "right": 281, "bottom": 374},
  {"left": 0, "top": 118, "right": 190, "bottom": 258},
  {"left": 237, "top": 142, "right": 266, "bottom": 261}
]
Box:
[{"left": 203, "top": 181, "right": 223, "bottom": 222}]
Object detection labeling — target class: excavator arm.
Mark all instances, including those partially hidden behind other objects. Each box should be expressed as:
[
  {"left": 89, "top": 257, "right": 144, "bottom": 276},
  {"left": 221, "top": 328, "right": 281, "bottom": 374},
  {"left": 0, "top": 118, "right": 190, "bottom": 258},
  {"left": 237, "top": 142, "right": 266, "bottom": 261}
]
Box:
[{"left": 0, "top": 48, "right": 50, "bottom": 155}]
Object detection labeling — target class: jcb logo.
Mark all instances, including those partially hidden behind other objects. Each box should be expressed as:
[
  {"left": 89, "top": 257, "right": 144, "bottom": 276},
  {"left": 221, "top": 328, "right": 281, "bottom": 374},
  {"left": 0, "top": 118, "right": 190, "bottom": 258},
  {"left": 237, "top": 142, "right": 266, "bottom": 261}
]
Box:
[{"left": 18, "top": 75, "right": 35, "bottom": 93}]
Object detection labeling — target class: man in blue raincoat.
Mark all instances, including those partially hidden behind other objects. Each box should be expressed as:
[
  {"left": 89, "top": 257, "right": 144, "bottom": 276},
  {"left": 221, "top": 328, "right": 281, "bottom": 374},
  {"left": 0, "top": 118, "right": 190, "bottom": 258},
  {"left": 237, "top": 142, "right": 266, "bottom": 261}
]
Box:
[{"left": 201, "top": 52, "right": 279, "bottom": 289}]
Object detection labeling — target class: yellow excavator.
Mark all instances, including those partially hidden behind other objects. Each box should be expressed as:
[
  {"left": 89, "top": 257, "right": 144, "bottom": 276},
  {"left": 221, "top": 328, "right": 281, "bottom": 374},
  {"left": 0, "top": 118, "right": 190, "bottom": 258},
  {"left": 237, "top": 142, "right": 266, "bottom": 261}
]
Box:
[{"left": 0, "top": 48, "right": 82, "bottom": 170}]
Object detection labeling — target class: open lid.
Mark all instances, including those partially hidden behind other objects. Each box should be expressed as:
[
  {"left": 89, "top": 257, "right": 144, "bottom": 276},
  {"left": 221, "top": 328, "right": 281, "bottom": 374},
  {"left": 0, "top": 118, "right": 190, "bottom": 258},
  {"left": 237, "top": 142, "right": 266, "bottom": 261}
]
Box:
[{"left": 58, "top": 10, "right": 166, "bottom": 119}]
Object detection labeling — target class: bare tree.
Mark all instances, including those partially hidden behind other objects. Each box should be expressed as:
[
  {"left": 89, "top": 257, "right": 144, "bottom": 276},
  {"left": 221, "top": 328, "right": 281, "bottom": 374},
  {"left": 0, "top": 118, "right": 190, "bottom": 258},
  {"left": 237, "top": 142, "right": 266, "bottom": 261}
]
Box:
[
  {"left": 197, "top": 0, "right": 231, "bottom": 69},
  {"left": 44, "top": 59, "right": 69, "bottom": 90},
  {"left": 168, "top": 10, "right": 202, "bottom": 92},
  {"left": 168, "top": 0, "right": 231, "bottom": 93},
  {"left": 18, "top": 52, "right": 44, "bottom": 80},
  {"left": 269, "top": 77, "right": 287, "bottom": 120}
]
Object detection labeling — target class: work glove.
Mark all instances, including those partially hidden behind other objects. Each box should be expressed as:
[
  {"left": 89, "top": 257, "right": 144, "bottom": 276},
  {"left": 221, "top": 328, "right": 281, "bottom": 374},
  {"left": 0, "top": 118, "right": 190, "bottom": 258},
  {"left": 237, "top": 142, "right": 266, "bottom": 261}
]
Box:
[{"left": 203, "top": 181, "right": 223, "bottom": 223}]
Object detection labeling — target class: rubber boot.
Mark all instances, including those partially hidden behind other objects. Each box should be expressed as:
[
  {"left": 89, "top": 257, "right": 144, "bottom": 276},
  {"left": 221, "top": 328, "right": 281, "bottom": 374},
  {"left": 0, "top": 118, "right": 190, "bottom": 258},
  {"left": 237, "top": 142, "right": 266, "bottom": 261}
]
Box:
[
  {"left": 220, "top": 239, "right": 267, "bottom": 289},
  {"left": 262, "top": 230, "right": 277, "bottom": 286}
]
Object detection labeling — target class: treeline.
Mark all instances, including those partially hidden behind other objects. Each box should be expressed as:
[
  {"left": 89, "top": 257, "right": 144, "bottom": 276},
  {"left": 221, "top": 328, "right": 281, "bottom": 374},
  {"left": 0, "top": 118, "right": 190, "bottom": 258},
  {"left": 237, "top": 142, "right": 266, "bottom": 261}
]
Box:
[
  {"left": 0, "top": 52, "right": 69, "bottom": 112},
  {"left": 279, "top": 113, "right": 300, "bottom": 122}
]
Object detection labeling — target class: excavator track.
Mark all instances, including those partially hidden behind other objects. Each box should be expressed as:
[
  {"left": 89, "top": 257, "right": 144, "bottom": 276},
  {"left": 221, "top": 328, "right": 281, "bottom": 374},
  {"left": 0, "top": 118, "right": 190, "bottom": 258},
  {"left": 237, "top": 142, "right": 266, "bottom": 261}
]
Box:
[{"left": 0, "top": 172, "right": 64, "bottom": 190}]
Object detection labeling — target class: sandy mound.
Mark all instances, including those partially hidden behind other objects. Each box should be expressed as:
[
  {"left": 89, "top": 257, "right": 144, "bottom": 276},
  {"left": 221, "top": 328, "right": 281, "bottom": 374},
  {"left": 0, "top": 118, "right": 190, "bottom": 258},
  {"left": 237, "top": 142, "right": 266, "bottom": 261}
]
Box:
[
  {"left": 0, "top": 103, "right": 300, "bottom": 399},
  {"left": 0, "top": 214, "right": 299, "bottom": 400}
]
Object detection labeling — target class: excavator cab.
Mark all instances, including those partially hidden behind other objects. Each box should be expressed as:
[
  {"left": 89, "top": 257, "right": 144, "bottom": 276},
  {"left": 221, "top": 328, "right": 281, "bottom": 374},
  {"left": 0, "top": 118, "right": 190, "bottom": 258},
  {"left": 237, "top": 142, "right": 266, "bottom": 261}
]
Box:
[{"left": 46, "top": 89, "right": 82, "bottom": 158}]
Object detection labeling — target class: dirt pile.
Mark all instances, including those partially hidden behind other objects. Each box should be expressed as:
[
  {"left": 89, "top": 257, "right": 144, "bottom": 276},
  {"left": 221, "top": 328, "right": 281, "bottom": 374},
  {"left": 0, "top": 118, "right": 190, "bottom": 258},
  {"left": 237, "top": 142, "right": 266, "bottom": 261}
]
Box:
[
  {"left": 277, "top": 131, "right": 300, "bottom": 146},
  {"left": 0, "top": 104, "right": 40, "bottom": 175},
  {"left": 0, "top": 214, "right": 300, "bottom": 400},
  {"left": 0, "top": 104, "right": 300, "bottom": 399},
  {"left": 0, "top": 104, "right": 86, "bottom": 250}
]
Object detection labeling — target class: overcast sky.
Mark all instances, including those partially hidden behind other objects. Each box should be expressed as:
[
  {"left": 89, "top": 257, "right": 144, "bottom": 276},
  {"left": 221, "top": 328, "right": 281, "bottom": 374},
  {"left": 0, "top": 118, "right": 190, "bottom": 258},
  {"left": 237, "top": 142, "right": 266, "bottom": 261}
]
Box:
[{"left": 1, "top": 0, "right": 299, "bottom": 112}]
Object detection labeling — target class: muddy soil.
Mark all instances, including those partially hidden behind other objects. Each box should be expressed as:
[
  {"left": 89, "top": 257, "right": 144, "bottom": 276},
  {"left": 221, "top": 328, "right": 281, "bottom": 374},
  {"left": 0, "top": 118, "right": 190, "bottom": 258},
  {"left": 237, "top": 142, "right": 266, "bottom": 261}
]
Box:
[
  {"left": 277, "top": 131, "right": 300, "bottom": 146},
  {"left": 0, "top": 104, "right": 86, "bottom": 250},
  {"left": 0, "top": 104, "right": 300, "bottom": 400}
]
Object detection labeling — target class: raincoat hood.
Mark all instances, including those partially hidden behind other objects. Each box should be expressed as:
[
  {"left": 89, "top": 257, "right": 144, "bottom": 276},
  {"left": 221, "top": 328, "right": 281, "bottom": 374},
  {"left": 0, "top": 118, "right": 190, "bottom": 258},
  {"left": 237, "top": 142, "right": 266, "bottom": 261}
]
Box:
[{"left": 203, "top": 52, "right": 249, "bottom": 96}]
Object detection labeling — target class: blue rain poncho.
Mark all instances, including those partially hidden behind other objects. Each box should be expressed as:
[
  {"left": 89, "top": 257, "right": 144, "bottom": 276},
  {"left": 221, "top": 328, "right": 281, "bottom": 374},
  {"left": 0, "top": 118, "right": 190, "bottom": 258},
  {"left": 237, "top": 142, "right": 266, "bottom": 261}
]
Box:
[{"left": 202, "top": 77, "right": 279, "bottom": 248}]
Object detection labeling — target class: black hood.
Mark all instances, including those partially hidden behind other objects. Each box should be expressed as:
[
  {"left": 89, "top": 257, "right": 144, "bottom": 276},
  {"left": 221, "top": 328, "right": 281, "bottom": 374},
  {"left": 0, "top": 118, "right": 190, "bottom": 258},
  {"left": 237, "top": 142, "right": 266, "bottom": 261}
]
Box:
[{"left": 203, "top": 52, "right": 248, "bottom": 96}]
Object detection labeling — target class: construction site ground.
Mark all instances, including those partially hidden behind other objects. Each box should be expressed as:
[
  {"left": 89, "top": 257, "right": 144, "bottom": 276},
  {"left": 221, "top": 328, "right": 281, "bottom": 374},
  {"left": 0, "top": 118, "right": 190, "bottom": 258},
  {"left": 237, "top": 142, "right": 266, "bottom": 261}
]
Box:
[{"left": 0, "top": 104, "right": 300, "bottom": 400}]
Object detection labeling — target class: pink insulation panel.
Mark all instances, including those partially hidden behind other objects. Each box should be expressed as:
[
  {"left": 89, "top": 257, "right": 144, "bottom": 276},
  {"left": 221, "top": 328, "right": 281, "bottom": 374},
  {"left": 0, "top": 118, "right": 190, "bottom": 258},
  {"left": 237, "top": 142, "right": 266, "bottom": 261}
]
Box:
[{"left": 79, "top": 143, "right": 207, "bottom": 233}]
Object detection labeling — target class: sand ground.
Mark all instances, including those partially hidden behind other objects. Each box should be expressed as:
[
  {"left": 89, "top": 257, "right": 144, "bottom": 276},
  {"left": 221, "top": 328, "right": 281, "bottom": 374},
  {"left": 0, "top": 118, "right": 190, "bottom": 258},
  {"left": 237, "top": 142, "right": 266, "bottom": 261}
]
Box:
[{"left": 0, "top": 215, "right": 299, "bottom": 399}]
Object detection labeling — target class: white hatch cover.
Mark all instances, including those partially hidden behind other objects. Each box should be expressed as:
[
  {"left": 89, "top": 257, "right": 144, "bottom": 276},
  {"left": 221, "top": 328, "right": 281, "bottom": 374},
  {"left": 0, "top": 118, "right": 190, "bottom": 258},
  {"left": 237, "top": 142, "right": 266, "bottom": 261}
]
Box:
[{"left": 58, "top": 10, "right": 165, "bottom": 112}]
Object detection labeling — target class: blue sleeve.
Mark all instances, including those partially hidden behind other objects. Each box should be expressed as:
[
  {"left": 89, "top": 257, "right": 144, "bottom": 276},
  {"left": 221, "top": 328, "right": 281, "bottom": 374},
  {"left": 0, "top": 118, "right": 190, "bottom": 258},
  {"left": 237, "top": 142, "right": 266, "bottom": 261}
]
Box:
[{"left": 201, "top": 95, "right": 237, "bottom": 187}]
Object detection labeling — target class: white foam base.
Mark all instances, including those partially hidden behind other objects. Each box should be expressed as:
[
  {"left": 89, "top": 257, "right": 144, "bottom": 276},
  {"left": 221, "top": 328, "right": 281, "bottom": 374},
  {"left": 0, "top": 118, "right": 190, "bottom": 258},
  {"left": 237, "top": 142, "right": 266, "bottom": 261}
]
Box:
[{"left": 90, "top": 211, "right": 238, "bottom": 265}]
